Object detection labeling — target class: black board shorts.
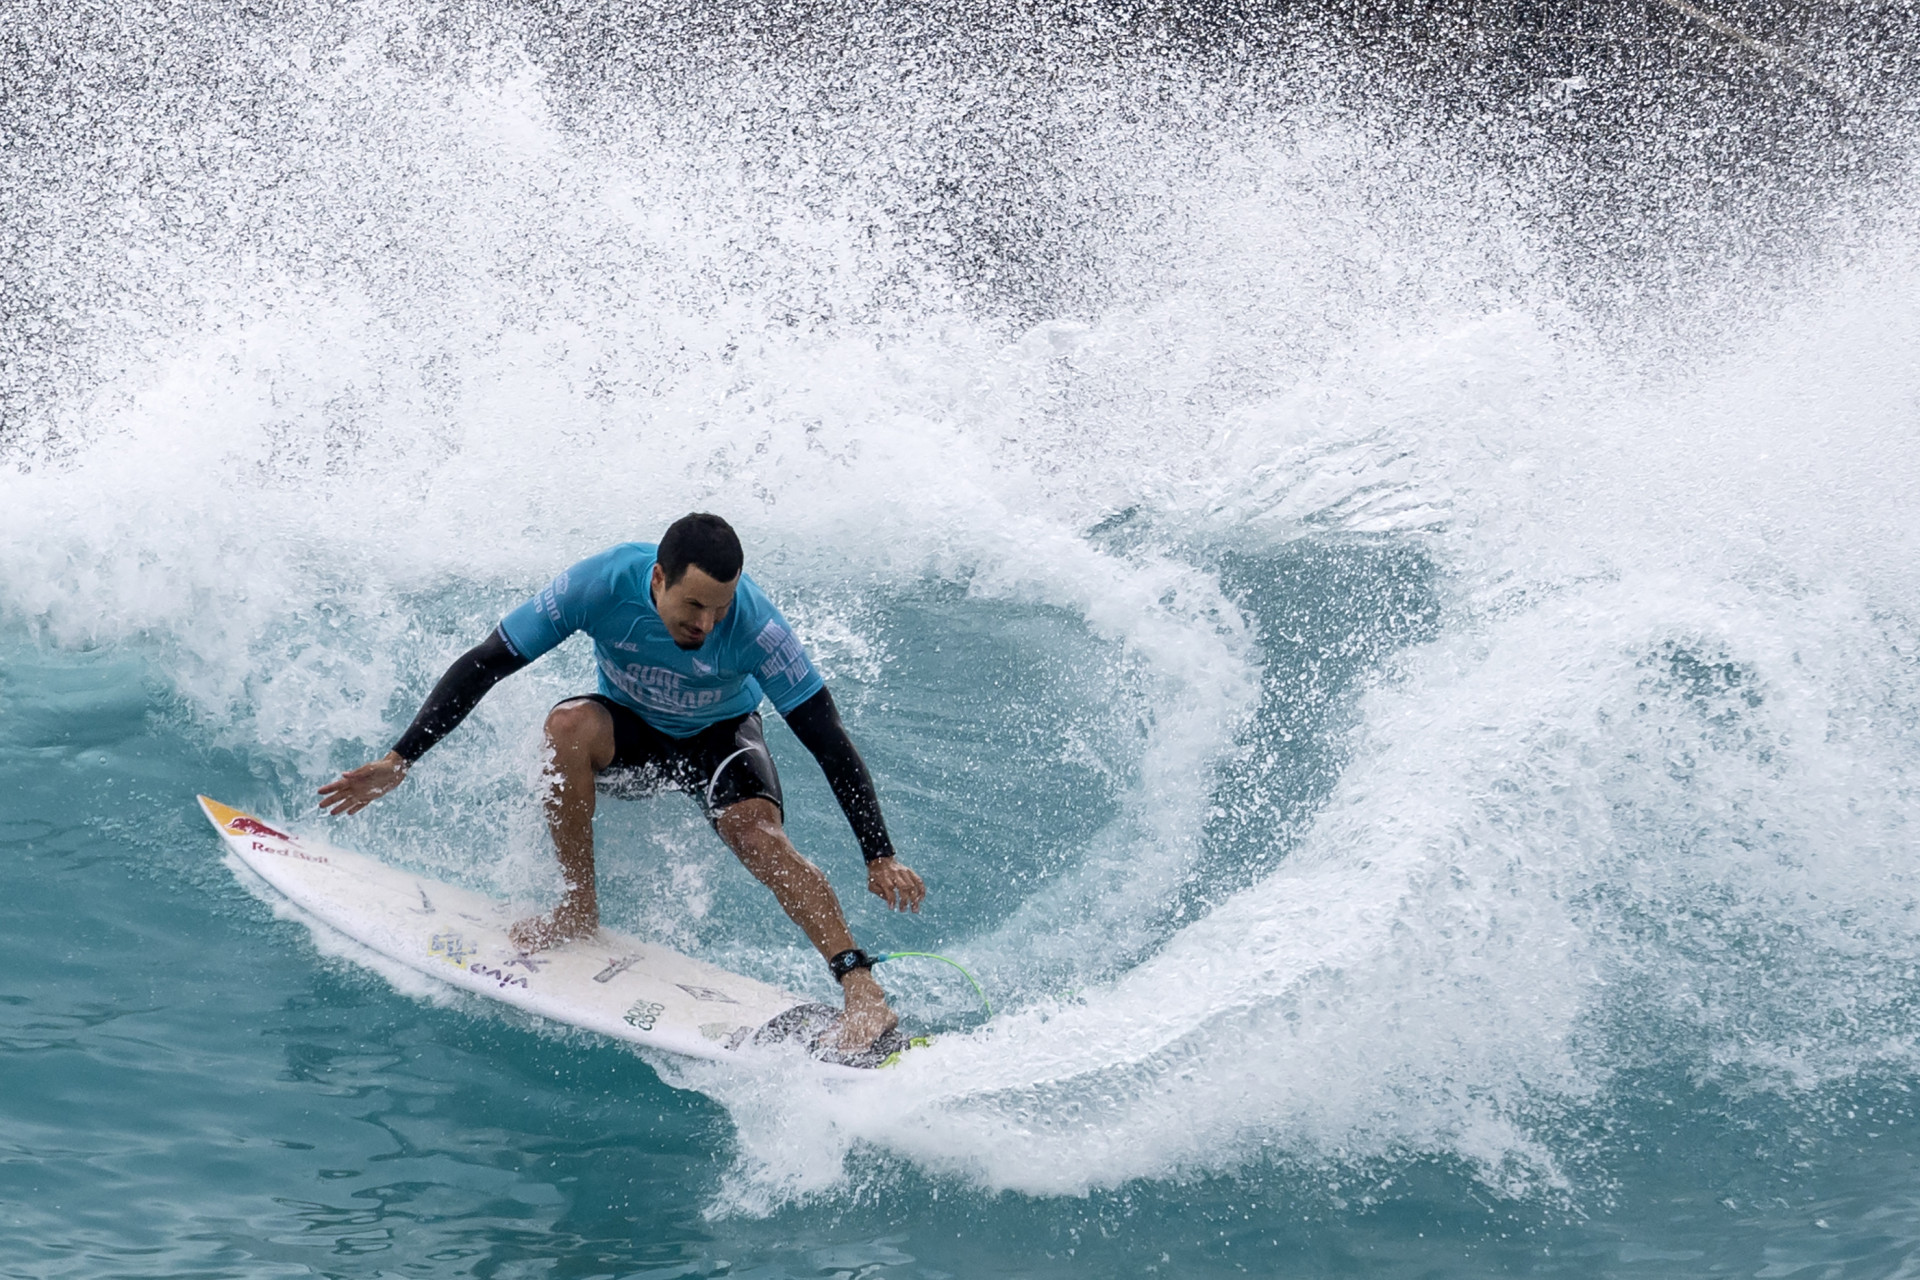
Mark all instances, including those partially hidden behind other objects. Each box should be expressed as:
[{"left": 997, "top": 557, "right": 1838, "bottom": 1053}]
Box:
[{"left": 558, "top": 694, "right": 783, "bottom": 822}]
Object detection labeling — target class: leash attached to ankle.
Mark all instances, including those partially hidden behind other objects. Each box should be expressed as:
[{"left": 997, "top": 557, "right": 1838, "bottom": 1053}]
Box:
[
  {"left": 827, "top": 949, "right": 993, "bottom": 1017},
  {"left": 828, "top": 948, "right": 876, "bottom": 983}
]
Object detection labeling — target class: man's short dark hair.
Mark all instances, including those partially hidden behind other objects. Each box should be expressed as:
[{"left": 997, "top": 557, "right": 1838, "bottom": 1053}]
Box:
[{"left": 658, "top": 513, "right": 743, "bottom": 587}]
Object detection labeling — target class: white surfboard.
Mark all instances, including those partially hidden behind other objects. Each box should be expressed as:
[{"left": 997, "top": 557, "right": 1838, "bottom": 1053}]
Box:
[{"left": 197, "top": 795, "right": 913, "bottom": 1070}]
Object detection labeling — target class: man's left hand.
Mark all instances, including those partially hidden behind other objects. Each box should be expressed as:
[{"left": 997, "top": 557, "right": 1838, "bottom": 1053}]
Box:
[{"left": 867, "top": 858, "right": 925, "bottom": 912}]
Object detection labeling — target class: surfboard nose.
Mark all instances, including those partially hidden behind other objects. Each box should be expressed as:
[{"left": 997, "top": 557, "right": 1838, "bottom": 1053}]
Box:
[{"left": 197, "top": 795, "right": 247, "bottom": 828}]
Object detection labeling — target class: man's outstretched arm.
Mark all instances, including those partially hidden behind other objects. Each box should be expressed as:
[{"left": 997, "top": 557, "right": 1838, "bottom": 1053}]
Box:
[
  {"left": 781, "top": 686, "right": 926, "bottom": 912},
  {"left": 318, "top": 630, "right": 531, "bottom": 815}
]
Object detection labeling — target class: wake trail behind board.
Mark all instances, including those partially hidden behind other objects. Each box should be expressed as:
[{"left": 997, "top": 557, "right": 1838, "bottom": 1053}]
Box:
[{"left": 196, "top": 796, "right": 917, "bottom": 1072}]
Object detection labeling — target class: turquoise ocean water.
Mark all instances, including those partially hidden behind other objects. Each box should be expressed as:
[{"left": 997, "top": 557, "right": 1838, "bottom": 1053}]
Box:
[{"left": 6, "top": 3, "right": 1920, "bottom": 1275}]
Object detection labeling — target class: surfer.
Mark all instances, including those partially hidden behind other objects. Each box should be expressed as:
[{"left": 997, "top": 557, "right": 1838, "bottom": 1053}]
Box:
[{"left": 317, "top": 513, "right": 925, "bottom": 1052}]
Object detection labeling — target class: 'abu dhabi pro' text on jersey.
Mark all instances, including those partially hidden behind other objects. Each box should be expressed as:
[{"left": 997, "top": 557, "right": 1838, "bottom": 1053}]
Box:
[{"left": 497, "top": 543, "right": 824, "bottom": 737}]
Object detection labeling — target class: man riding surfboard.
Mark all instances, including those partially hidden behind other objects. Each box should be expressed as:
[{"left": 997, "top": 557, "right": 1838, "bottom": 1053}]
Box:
[{"left": 318, "top": 513, "right": 925, "bottom": 1053}]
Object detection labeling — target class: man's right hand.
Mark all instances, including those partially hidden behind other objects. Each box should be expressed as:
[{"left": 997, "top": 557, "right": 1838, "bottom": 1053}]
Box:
[{"left": 318, "top": 751, "right": 409, "bottom": 816}]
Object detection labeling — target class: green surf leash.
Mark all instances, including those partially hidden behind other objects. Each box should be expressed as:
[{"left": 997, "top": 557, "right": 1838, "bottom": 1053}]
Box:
[{"left": 870, "top": 951, "right": 991, "bottom": 1017}]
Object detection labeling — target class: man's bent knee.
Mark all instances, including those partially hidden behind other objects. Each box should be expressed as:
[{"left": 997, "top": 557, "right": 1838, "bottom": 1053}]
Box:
[
  {"left": 545, "top": 699, "right": 616, "bottom": 769},
  {"left": 719, "top": 803, "right": 817, "bottom": 894},
  {"left": 715, "top": 797, "right": 784, "bottom": 845}
]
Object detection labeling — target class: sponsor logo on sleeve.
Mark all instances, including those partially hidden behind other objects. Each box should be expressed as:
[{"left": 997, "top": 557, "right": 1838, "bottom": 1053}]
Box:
[
  {"left": 535, "top": 568, "right": 571, "bottom": 624},
  {"left": 753, "top": 620, "right": 810, "bottom": 687}
]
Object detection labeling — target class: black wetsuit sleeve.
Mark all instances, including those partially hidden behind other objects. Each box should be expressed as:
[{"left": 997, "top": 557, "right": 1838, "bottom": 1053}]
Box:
[
  {"left": 391, "top": 629, "right": 532, "bottom": 764},
  {"left": 782, "top": 686, "right": 898, "bottom": 864}
]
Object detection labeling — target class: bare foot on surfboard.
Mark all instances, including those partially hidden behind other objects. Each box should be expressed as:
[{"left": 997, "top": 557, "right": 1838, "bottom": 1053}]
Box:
[
  {"left": 832, "top": 971, "right": 899, "bottom": 1054},
  {"left": 507, "top": 895, "right": 598, "bottom": 952}
]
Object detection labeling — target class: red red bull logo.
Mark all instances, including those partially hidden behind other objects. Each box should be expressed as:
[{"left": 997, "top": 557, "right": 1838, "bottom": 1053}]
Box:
[{"left": 225, "top": 815, "right": 292, "bottom": 842}]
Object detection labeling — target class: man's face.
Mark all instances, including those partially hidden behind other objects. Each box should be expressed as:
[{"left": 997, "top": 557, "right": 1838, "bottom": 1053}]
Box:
[{"left": 650, "top": 562, "right": 738, "bottom": 650}]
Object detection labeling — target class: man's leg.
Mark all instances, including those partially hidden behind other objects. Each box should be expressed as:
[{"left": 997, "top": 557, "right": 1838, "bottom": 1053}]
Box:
[
  {"left": 714, "top": 798, "right": 898, "bottom": 1052},
  {"left": 508, "top": 698, "right": 617, "bottom": 952}
]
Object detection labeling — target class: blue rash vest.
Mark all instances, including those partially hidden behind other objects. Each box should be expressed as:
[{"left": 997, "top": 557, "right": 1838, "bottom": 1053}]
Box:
[{"left": 496, "top": 543, "right": 825, "bottom": 738}]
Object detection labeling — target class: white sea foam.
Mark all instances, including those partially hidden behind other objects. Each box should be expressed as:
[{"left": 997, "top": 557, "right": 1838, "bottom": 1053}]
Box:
[{"left": 5, "top": 6, "right": 1918, "bottom": 1214}]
